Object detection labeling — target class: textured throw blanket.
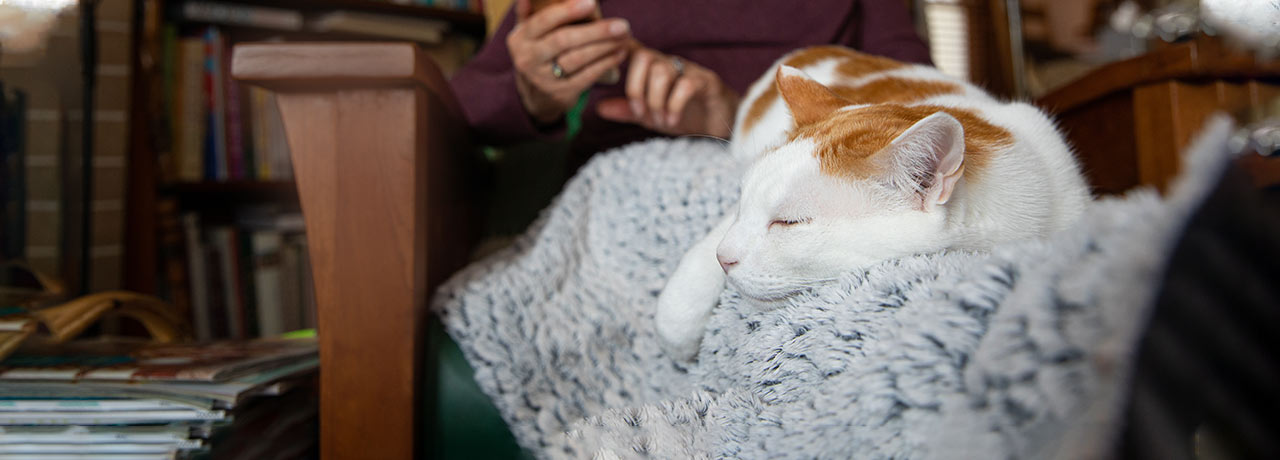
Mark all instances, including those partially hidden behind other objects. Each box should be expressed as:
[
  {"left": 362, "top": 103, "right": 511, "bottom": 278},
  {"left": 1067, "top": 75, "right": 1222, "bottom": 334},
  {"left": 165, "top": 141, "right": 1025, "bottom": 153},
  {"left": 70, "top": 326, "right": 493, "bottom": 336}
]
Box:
[{"left": 433, "top": 119, "right": 1235, "bottom": 459}]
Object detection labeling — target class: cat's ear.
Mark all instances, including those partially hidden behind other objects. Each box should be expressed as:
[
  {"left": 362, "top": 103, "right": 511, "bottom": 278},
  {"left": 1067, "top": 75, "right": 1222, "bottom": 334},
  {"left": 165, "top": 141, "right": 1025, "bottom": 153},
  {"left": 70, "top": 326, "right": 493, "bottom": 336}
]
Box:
[
  {"left": 887, "top": 111, "right": 966, "bottom": 210},
  {"left": 776, "top": 66, "right": 848, "bottom": 126}
]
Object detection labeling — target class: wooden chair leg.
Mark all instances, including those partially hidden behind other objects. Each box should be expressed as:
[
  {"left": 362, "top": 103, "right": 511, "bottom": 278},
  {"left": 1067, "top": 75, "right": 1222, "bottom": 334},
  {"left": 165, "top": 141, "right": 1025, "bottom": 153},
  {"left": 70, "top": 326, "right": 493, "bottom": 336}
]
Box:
[{"left": 233, "top": 43, "right": 477, "bottom": 459}]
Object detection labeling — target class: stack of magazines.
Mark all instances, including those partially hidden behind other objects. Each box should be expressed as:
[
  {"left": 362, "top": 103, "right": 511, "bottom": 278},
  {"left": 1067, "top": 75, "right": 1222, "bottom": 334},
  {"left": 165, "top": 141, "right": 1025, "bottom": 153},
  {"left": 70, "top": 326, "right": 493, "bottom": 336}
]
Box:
[{"left": 0, "top": 338, "right": 318, "bottom": 459}]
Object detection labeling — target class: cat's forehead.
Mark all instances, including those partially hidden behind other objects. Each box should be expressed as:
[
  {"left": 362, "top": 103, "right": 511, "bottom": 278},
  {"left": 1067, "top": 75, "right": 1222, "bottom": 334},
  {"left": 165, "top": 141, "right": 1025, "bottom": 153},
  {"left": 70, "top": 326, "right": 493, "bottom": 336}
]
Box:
[
  {"left": 789, "top": 104, "right": 934, "bottom": 179},
  {"left": 789, "top": 104, "right": 1012, "bottom": 179},
  {"left": 741, "top": 143, "right": 883, "bottom": 217}
]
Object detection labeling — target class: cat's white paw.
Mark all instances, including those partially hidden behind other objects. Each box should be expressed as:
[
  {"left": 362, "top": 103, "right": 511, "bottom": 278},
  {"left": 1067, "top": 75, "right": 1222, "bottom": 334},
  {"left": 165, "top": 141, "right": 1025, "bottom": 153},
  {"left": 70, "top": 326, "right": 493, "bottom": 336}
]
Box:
[
  {"left": 656, "top": 213, "right": 734, "bottom": 360},
  {"left": 655, "top": 272, "right": 724, "bottom": 361}
]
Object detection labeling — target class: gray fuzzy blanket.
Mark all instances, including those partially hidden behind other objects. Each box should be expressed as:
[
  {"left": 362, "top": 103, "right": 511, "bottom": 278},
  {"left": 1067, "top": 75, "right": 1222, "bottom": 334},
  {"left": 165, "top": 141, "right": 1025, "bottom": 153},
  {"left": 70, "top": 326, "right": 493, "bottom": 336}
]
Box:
[{"left": 433, "top": 119, "right": 1235, "bottom": 459}]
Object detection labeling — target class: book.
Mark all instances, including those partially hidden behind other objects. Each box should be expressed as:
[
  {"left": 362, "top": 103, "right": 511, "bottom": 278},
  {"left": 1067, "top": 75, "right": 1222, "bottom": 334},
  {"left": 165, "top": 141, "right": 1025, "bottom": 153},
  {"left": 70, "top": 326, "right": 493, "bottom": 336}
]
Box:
[
  {"left": 310, "top": 11, "right": 449, "bottom": 44},
  {"left": 182, "top": 213, "right": 213, "bottom": 341},
  {"left": 209, "top": 227, "right": 245, "bottom": 338},
  {"left": 247, "top": 87, "right": 292, "bottom": 180},
  {"left": 251, "top": 231, "right": 284, "bottom": 337},
  {"left": 236, "top": 230, "right": 260, "bottom": 339},
  {"left": 158, "top": 25, "right": 179, "bottom": 182},
  {"left": 0, "top": 425, "right": 201, "bottom": 447},
  {"left": 279, "top": 236, "right": 304, "bottom": 333},
  {"left": 0, "top": 444, "right": 190, "bottom": 455},
  {"left": 181, "top": 1, "right": 303, "bottom": 31},
  {"left": 0, "top": 454, "right": 176, "bottom": 460},
  {"left": 0, "top": 398, "right": 207, "bottom": 412},
  {"left": 156, "top": 200, "right": 191, "bottom": 326},
  {"left": 0, "top": 338, "right": 317, "bottom": 456},
  {"left": 0, "top": 338, "right": 317, "bottom": 383},
  {"left": 224, "top": 46, "right": 247, "bottom": 180},
  {"left": 203, "top": 27, "right": 229, "bottom": 181},
  {"left": 0, "top": 356, "right": 316, "bottom": 408},
  {"left": 175, "top": 38, "right": 207, "bottom": 182},
  {"left": 0, "top": 409, "right": 226, "bottom": 425}
]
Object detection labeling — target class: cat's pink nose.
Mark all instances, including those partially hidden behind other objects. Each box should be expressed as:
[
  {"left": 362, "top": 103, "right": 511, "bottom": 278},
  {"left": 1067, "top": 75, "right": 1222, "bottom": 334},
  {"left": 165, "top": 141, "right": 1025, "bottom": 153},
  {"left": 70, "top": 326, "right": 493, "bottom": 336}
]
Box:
[{"left": 717, "top": 254, "right": 738, "bottom": 272}]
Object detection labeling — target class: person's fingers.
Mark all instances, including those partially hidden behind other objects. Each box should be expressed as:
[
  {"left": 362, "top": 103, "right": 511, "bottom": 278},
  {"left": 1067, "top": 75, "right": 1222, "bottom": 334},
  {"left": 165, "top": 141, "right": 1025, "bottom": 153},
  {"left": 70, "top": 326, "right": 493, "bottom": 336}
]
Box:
[
  {"left": 666, "top": 75, "right": 705, "bottom": 128},
  {"left": 646, "top": 60, "right": 677, "bottom": 126},
  {"left": 537, "top": 19, "right": 629, "bottom": 63},
  {"left": 567, "top": 49, "right": 628, "bottom": 88},
  {"left": 523, "top": 0, "right": 597, "bottom": 38},
  {"left": 554, "top": 38, "right": 626, "bottom": 75},
  {"left": 515, "top": 0, "right": 531, "bottom": 21},
  {"left": 596, "top": 97, "right": 638, "bottom": 122},
  {"left": 625, "top": 50, "right": 654, "bottom": 119}
]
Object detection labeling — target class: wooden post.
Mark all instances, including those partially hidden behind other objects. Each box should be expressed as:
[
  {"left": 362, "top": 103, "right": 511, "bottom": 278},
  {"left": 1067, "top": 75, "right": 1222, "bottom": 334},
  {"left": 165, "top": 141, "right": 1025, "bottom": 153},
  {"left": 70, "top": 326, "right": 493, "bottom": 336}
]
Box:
[{"left": 232, "top": 42, "right": 476, "bottom": 459}]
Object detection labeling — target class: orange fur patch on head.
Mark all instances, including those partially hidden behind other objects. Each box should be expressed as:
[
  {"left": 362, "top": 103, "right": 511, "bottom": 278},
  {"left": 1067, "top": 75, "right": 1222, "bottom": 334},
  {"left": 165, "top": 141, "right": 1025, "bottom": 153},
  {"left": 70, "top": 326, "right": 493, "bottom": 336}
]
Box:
[
  {"left": 776, "top": 68, "right": 850, "bottom": 127},
  {"left": 793, "top": 104, "right": 1011, "bottom": 181},
  {"left": 741, "top": 85, "right": 779, "bottom": 134},
  {"left": 781, "top": 46, "right": 904, "bottom": 78},
  {"left": 830, "top": 78, "right": 963, "bottom": 105},
  {"left": 741, "top": 47, "right": 908, "bottom": 135}
]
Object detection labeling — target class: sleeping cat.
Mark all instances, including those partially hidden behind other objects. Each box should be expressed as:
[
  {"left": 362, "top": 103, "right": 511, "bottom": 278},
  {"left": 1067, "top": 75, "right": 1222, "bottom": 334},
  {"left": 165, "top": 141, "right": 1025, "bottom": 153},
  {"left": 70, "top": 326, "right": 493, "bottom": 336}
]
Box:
[{"left": 656, "top": 46, "right": 1090, "bottom": 360}]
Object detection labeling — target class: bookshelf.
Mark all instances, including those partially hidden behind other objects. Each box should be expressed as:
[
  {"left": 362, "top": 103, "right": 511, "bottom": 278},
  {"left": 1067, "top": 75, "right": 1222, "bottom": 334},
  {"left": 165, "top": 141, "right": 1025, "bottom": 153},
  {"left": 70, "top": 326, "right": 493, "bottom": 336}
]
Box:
[
  {"left": 122, "top": 0, "right": 485, "bottom": 339},
  {"left": 215, "top": 0, "right": 487, "bottom": 36}
]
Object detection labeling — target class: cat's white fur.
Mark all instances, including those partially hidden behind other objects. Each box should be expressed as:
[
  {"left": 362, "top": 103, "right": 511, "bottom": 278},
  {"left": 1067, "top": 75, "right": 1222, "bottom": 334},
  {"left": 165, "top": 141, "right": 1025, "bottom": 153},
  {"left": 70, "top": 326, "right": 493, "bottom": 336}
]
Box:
[{"left": 656, "top": 49, "right": 1090, "bottom": 360}]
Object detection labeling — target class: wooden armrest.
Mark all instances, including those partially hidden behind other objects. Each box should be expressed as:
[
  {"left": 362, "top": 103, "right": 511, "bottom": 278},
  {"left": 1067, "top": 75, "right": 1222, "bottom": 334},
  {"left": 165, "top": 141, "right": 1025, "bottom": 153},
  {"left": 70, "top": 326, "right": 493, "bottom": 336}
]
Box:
[{"left": 232, "top": 42, "right": 478, "bottom": 460}]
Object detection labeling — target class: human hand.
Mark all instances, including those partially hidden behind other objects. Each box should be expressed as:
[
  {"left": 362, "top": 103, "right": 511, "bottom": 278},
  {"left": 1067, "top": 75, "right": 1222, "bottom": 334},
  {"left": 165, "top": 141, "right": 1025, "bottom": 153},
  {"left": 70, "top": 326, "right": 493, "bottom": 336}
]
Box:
[
  {"left": 596, "top": 47, "right": 739, "bottom": 138},
  {"left": 508, "top": 0, "right": 631, "bottom": 125}
]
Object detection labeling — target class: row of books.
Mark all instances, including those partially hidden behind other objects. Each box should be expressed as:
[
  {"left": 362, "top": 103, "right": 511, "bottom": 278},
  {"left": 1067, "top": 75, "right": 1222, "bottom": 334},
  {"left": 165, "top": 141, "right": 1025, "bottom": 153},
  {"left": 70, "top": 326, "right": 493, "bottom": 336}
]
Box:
[
  {"left": 162, "top": 2, "right": 482, "bottom": 184},
  {"left": 402, "top": 0, "right": 484, "bottom": 13},
  {"left": 179, "top": 210, "right": 315, "bottom": 342},
  {"left": 163, "top": 25, "right": 293, "bottom": 184},
  {"left": 0, "top": 84, "right": 26, "bottom": 262},
  {"left": 0, "top": 338, "right": 318, "bottom": 459},
  {"left": 179, "top": 1, "right": 461, "bottom": 45}
]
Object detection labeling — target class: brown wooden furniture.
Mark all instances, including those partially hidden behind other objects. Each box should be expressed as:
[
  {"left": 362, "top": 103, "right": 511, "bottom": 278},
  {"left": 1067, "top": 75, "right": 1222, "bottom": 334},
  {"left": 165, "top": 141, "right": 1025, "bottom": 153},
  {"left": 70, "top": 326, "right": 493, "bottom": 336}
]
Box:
[
  {"left": 231, "top": 42, "right": 479, "bottom": 459},
  {"left": 1037, "top": 36, "right": 1280, "bottom": 194},
  {"left": 123, "top": 0, "right": 485, "bottom": 299}
]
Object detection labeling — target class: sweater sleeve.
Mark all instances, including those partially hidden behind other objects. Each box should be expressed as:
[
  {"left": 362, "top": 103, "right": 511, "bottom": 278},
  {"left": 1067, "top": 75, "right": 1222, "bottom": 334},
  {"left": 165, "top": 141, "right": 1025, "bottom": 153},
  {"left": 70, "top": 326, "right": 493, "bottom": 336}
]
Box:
[
  {"left": 448, "top": 9, "right": 567, "bottom": 145},
  {"left": 854, "top": 0, "right": 933, "bottom": 65}
]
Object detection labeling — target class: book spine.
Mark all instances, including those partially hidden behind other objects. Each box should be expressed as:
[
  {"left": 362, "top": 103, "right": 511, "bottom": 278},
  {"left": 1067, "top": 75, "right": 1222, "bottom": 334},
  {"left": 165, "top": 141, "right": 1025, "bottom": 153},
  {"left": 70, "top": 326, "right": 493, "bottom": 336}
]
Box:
[
  {"left": 279, "top": 234, "right": 303, "bottom": 333},
  {"left": 182, "top": 213, "right": 212, "bottom": 341},
  {"left": 177, "top": 38, "right": 206, "bottom": 182},
  {"left": 252, "top": 230, "right": 285, "bottom": 337},
  {"left": 204, "top": 231, "right": 230, "bottom": 339},
  {"left": 0, "top": 409, "right": 226, "bottom": 424},
  {"left": 238, "top": 229, "right": 260, "bottom": 337},
  {"left": 159, "top": 24, "right": 178, "bottom": 183},
  {"left": 213, "top": 227, "right": 244, "bottom": 339},
  {"left": 206, "top": 27, "right": 229, "bottom": 181},
  {"left": 264, "top": 91, "right": 292, "bottom": 179},
  {"left": 249, "top": 87, "right": 271, "bottom": 179},
  {"left": 158, "top": 199, "right": 191, "bottom": 321},
  {"left": 0, "top": 429, "right": 195, "bottom": 445},
  {"left": 182, "top": 1, "right": 304, "bottom": 31},
  {"left": 224, "top": 45, "right": 246, "bottom": 180},
  {"left": 0, "top": 399, "right": 201, "bottom": 412}
]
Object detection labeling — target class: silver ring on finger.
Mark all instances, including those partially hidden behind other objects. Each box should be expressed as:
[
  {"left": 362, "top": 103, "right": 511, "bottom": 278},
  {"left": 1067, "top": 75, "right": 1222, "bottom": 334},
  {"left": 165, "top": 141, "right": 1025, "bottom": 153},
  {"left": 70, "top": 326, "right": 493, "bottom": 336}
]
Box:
[
  {"left": 671, "top": 56, "right": 685, "bottom": 78},
  {"left": 551, "top": 59, "right": 567, "bottom": 79}
]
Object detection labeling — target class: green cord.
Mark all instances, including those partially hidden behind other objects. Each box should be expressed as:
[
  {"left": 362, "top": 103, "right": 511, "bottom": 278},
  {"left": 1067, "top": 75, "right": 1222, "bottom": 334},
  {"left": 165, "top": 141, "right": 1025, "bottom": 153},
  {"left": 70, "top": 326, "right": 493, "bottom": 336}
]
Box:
[{"left": 565, "top": 90, "right": 590, "bottom": 141}]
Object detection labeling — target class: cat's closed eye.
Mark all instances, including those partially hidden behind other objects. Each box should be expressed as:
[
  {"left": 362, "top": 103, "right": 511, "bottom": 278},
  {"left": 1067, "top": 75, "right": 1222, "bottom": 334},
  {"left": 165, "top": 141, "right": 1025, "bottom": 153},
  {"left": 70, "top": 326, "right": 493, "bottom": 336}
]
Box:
[{"left": 769, "top": 218, "right": 812, "bottom": 230}]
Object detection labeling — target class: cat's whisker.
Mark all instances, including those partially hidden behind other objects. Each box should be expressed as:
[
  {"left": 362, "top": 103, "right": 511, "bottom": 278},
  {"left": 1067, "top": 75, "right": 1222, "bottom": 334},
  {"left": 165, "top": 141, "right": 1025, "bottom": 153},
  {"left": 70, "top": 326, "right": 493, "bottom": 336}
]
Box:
[{"left": 678, "top": 133, "right": 731, "bottom": 145}]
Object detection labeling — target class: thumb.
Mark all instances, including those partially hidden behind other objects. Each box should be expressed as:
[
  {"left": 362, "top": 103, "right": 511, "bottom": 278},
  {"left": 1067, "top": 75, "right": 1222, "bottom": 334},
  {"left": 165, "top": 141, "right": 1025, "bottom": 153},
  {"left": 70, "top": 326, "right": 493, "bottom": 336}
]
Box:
[{"left": 597, "top": 97, "right": 639, "bottom": 123}]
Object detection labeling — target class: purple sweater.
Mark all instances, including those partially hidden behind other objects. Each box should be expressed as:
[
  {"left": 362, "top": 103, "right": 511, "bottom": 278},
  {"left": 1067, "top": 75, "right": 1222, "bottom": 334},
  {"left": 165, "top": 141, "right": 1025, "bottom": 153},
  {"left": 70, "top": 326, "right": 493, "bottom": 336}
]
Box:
[{"left": 449, "top": 0, "right": 931, "bottom": 158}]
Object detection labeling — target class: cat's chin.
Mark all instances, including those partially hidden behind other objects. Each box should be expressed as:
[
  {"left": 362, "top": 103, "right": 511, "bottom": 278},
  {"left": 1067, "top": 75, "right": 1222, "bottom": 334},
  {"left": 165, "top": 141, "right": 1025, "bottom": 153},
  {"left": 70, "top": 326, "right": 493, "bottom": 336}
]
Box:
[{"left": 726, "top": 275, "right": 831, "bottom": 306}]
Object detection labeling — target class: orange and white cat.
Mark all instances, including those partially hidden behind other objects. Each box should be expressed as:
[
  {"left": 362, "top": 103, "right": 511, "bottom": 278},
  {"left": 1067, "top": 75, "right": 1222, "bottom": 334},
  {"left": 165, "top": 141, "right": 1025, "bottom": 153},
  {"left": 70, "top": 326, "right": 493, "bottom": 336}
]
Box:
[{"left": 656, "top": 46, "right": 1090, "bottom": 360}]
